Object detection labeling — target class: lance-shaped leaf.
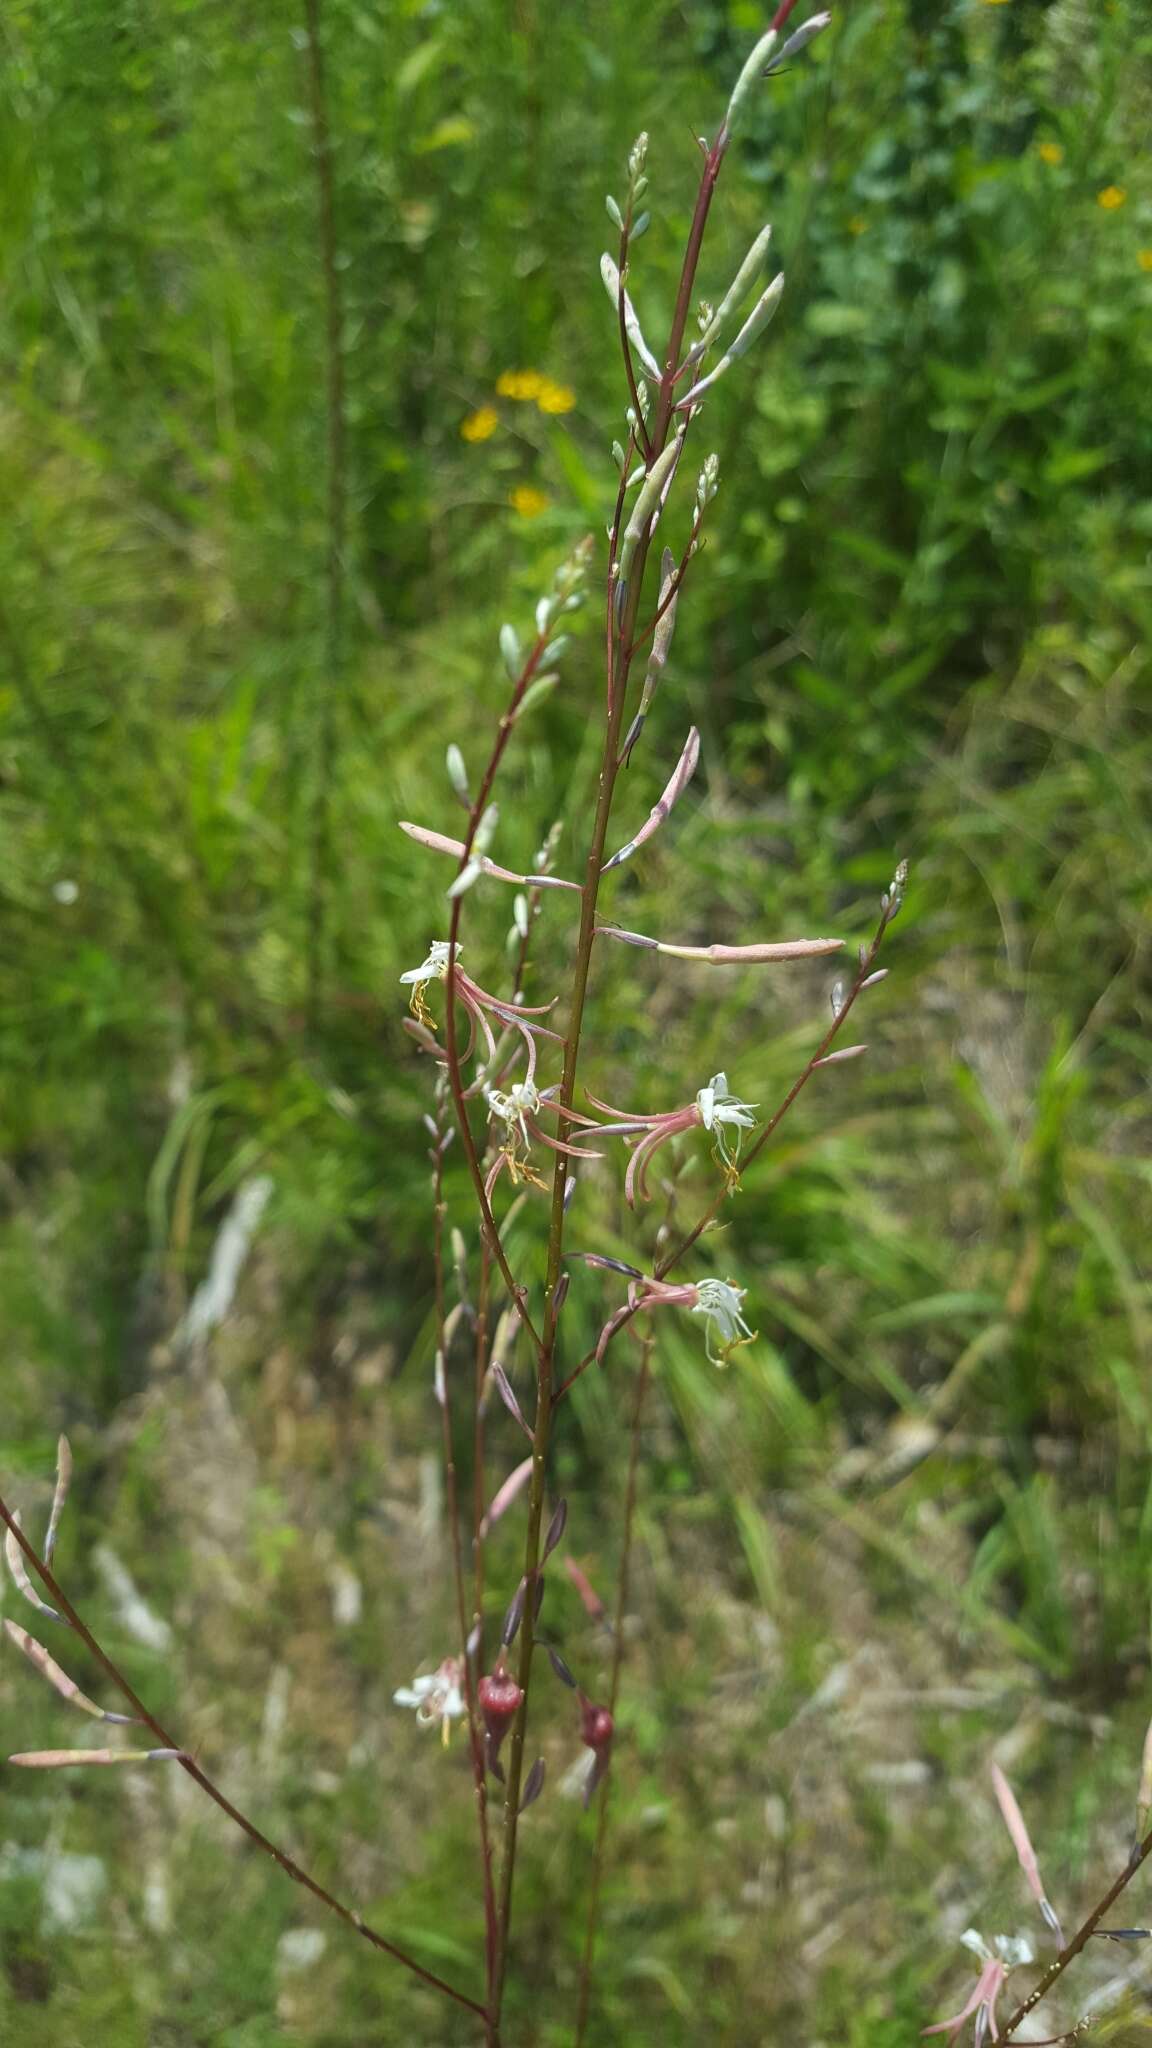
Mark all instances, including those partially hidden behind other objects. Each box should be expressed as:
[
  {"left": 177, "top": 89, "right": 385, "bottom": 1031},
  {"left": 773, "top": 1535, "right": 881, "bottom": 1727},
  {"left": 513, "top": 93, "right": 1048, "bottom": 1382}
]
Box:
[
  {"left": 3, "top": 1619, "right": 136, "bottom": 1724},
  {"left": 615, "top": 438, "right": 683, "bottom": 594},
  {"left": 399, "top": 822, "right": 581, "bottom": 893},
  {"left": 598, "top": 925, "right": 842, "bottom": 965},
  {"left": 599, "top": 254, "right": 661, "bottom": 380},
  {"left": 679, "top": 274, "right": 785, "bottom": 408},
  {"left": 603, "top": 728, "right": 700, "bottom": 874},
  {"left": 4, "top": 1514, "right": 61, "bottom": 1624},
  {"left": 697, "top": 225, "right": 773, "bottom": 354},
  {"left": 44, "top": 1435, "right": 73, "bottom": 1567},
  {"left": 991, "top": 1763, "right": 1064, "bottom": 1944},
  {"left": 479, "top": 1457, "right": 534, "bottom": 1539},
  {"left": 9, "top": 1747, "right": 185, "bottom": 1768}
]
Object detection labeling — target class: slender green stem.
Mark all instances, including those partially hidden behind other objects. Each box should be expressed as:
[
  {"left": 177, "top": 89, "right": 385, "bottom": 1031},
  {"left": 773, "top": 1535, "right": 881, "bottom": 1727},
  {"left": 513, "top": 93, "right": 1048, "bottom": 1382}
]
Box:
[
  {"left": 0, "top": 1496, "right": 486, "bottom": 2020},
  {"left": 431, "top": 1118, "right": 500, "bottom": 2019},
  {"left": 574, "top": 1342, "right": 652, "bottom": 2045},
  {"left": 301, "top": 0, "right": 348, "bottom": 1030}
]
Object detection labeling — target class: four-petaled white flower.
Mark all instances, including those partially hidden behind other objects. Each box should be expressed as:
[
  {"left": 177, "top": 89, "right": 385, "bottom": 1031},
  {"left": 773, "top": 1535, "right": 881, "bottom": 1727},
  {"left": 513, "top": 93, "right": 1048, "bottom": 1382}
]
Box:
[
  {"left": 486, "top": 1079, "right": 541, "bottom": 1152},
  {"left": 691, "top": 1277, "right": 753, "bottom": 1364},
  {"left": 923, "top": 1929, "right": 1035, "bottom": 2046},
  {"left": 695, "top": 1072, "right": 758, "bottom": 1167},
  {"left": 400, "top": 940, "right": 455, "bottom": 989},
  {"left": 393, "top": 1657, "right": 466, "bottom": 1744}
]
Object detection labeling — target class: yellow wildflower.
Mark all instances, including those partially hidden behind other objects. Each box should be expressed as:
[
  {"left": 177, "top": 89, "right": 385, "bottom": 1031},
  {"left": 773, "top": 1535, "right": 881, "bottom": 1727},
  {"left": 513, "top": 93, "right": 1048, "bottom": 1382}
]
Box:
[
  {"left": 981, "top": 0, "right": 1011, "bottom": 7},
  {"left": 848, "top": 216, "right": 868, "bottom": 236},
  {"left": 460, "top": 406, "right": 499, "bottom": 443},
  {"left": 1037, "top": 141, "right": 1063, "bottom": 167},
  {"left": 496, "top": 370, "right": 545, "bottom": 401},
  {"left": 1139, "top": 251, "right": 1152, "bottom": 273},
  {"left": 1097, "top": 185, "right": 1126, "bottom": 210},
  {"left": 509, "top": 486, "right": 549, "bottom": 519},
  {"left": 535, "top": 379, "right": 576, "bottom": 415}
]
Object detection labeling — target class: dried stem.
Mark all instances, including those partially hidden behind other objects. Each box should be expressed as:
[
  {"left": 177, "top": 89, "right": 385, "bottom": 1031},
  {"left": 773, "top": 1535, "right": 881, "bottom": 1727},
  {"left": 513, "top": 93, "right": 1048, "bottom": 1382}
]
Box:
[
  {"left": 573, "top": 1341, "right": 653, "bottom": 2045},
  {"left": 0, "top": 1494, "right": 485, "bottom": 2021}
]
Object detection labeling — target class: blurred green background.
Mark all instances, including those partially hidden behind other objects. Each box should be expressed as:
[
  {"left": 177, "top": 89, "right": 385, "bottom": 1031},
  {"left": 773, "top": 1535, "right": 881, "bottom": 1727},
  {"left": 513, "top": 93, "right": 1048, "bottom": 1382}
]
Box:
[{"left": 2, "top": 0, "right": 1151, "bottom": 2040}]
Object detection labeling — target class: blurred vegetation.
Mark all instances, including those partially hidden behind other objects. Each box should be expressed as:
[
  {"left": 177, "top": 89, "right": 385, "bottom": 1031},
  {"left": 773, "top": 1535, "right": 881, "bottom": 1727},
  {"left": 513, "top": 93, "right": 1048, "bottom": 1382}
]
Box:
[{"left": 1, "top": 0, "right": 1151, "bottom": 2041}]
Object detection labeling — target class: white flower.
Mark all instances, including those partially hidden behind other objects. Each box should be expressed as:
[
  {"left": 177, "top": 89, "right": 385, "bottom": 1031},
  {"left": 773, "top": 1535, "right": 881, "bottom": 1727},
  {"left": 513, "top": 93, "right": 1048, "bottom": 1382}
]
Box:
[
  {"left": 691, "top": 1277, "right": 753, "bottom": 1364},
  {"left": 961, "top": 1928, "right": 1034, "bottom": 1970},
  {"left": 393, "top": 1658, "right": 466, "bottom": 1742},
  {"left": 695, "top": 1072, "right": 758, "bottom": 1165},
  {"left": 399, "top": 940, "right": 455, "bottom": 987},
  {"left": 486, "top": 1079, "right": 540, "bottom": 1150}
]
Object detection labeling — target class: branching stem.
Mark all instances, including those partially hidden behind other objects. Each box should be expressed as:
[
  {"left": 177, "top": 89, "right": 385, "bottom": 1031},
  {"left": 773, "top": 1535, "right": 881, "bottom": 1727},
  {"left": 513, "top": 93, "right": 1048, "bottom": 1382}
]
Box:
[{"left": 0, "top": 1496, "right": 486, "bottom": 2021}]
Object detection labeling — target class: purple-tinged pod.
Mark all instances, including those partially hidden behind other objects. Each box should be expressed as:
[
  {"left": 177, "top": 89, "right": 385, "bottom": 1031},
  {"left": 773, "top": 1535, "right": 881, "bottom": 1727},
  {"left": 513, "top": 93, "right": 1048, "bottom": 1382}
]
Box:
[
  {"left": 603, "top": 727, "right": 700, "bottom": 873},
  {"left": 491, "top": 1364, "right": 533, "bottom": 1442},
  {"left": 543, "top": 1498, "right": 568, "bottom": 1559},
  {"left": 520, "top": 1757, "right": 546, "bottom": 1813}
]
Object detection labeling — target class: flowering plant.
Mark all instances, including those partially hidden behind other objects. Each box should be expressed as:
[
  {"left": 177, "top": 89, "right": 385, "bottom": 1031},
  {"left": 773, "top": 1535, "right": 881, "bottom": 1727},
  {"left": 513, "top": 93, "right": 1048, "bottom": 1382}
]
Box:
[{"left": 0, "top": 8, "right": 937, "bottom": 2044}]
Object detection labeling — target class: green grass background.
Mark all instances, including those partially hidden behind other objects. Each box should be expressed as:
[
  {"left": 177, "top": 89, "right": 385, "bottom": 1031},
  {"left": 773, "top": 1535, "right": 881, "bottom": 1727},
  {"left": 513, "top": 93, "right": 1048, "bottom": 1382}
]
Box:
[{"left": 1, "top": 0, "right": 1151, "bottom": 2040}]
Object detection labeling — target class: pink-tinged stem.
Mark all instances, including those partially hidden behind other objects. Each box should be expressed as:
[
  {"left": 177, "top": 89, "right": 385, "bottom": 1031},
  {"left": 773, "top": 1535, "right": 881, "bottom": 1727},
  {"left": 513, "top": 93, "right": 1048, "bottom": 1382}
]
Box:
[
  {"left": 0, "top": 1494, "right": 486, "bottom": 2021},
  {"left": 574, "top": 1342, "right": 653, "bottom": 2045},
  {"left": 488, "top": 98, "right": 735, "bottom": 2042},
  {"left": 431, "top": 1123, "right": 500, "bottom": 2015}
]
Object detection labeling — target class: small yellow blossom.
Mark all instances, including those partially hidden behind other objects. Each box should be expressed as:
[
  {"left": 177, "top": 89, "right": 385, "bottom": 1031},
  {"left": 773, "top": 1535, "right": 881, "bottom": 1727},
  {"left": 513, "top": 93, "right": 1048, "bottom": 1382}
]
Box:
[
  {"left": 981, "top": 0, "right": 1011, "bottom": 7},
  {"left": 535, "top": 379, "right": 576, "bottom": 415},
  {"left": 1037, "top": 142, "right": 1063, "bottom": 167},
  {"left": 460, "top": 406, "right": 499, "bottom": 443},
  {"left": 1139, "top": 250, "right": 1152, "bottom": 273},
  {"left": 848, "top": 216, "right": 868, "bottom": 236},
  {"left": 496, "top": 370, "right": 545, "bottom": 401},
  {"left": 509, "top": 486, "right": 549, "bottom": 519},
  {"left": 1097, "top": 185, "right": 1126, "bottom": 210}
]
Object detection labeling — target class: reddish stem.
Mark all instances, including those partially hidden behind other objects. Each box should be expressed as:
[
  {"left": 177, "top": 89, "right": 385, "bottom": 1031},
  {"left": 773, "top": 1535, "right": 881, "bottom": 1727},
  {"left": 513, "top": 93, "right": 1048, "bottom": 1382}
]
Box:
[{"left": 0, "top": 1496, "right": 485, "bottom": 2021}]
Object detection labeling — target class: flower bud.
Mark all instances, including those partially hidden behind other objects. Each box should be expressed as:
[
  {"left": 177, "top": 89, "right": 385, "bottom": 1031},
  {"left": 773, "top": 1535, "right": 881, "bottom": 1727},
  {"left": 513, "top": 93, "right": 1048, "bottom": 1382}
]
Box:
[{"left": 478, "top": 1670, "right": 525, "bottom": 1779}]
